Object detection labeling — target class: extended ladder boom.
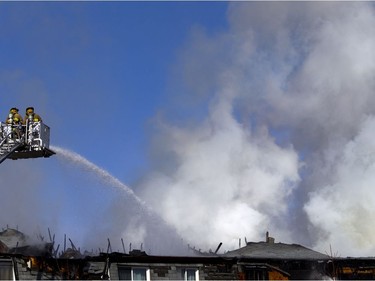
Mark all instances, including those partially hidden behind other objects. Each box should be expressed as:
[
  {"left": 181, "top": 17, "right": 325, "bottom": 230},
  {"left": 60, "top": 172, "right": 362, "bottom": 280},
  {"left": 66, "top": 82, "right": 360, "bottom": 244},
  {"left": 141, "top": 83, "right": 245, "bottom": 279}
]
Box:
[{"left": 0, "top": 137, "right": 24, "bottom": 164}]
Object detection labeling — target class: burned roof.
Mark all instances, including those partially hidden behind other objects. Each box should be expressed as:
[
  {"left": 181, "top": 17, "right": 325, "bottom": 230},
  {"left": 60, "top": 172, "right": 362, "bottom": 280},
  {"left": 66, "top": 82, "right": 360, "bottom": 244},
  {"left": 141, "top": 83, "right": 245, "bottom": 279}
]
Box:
[
  {"left": 0, "top": 228, "right": 26, "bottom": 249},
  {"left": 223, "top": 242, "right": 330, "bottom": 260},
  {"left": 0, "top": 228, "right": 52, "bottom": 257}
]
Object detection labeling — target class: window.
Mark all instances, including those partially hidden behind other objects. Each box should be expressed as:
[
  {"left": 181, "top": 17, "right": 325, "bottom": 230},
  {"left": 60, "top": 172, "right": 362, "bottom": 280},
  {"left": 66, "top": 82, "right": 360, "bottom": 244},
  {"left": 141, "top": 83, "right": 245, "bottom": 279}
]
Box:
[
  {"left": 118, "top": 266, "right": 150, "bottom": 281},
  {"left": 0, "top": 260, "right": 14, "bottom": 280},
  {"left": 133, "top": 268, "right": 147, "bottom": 280},
  {"left": 245, "top": 268, "right": 268, "bottom": 280},
  {"left": 182, "top": 268, "right": 199, "bottom": 281}
]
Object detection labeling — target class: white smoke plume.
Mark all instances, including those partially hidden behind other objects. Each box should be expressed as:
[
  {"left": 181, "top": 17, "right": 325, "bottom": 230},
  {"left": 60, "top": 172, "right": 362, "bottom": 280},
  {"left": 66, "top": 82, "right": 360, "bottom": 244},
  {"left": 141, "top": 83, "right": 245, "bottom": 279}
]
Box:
[
  {"left": 137, "top": 2, "right": 375, "bottom": 256},
  {"left": 139, "top": 80, "right": 300, "bottom": 250},
  {"left": 305, "top": 116, "right": 375, "bottom": 256}
]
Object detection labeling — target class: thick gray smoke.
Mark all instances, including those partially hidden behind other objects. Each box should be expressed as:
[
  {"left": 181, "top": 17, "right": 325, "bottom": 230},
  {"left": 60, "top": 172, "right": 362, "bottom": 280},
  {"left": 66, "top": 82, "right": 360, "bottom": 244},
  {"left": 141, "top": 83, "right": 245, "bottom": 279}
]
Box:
[{"left": 138, "top": 2, "right": 375, "bottom": 256}]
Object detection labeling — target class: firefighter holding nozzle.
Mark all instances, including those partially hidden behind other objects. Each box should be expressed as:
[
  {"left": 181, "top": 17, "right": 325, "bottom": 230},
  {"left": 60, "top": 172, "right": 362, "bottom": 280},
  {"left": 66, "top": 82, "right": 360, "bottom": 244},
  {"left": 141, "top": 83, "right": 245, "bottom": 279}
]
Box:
[{"left": 4, "top": 107, "right": 23, "bottom": 142}]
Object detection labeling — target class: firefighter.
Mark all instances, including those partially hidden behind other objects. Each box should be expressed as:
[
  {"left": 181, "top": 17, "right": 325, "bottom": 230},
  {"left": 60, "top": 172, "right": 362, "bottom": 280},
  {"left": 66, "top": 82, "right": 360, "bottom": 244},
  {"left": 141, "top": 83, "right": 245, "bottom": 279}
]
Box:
[
  {"left": 24, "top": 107, "right": 42, "bottom": 143},
  {"left": 6, "top": 107, "right": 23, "bottom": 125},
  {"left": 5, "top": 107, "right": 23, "bottom": 142},
  {"left": 24, "top": 106, "right": 42, "bottom": 124}
]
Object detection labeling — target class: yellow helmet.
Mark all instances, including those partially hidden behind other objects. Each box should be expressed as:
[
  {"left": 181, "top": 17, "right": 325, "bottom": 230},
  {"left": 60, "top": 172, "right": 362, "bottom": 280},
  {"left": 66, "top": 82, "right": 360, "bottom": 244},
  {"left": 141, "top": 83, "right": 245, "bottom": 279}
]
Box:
[
  {"left": 26, "top": 107, "right": 34, "bottom": 114},
  {"left": 10, "top": 107, "right": 19, "bottom": 114}
]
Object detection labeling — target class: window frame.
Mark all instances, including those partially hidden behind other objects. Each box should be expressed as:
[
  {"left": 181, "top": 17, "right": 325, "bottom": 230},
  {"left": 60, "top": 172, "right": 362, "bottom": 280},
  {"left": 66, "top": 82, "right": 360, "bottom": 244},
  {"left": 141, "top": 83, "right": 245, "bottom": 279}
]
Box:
[
  {"left": 182, "top": 268, "right": 199, "bottom": 281},
  {"left": 0, "top": 259, "right": 15, "bottom": 281},
  {"left": 118, "top": 266, "right": 150, "bottom": 281}
]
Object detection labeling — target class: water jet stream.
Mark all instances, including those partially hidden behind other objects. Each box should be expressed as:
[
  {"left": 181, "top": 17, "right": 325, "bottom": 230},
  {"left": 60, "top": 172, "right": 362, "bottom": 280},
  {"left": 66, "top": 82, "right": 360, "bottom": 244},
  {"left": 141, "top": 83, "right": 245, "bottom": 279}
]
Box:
[{"left": 51, "top": 145, "right": 147, "bottom": 209}]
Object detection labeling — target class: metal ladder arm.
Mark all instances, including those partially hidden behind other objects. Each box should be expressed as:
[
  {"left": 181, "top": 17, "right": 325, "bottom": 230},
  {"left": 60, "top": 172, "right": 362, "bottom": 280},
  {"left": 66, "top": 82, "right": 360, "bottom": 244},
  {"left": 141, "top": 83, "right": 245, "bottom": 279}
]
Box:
[{"left": 0, "top": 142, "right": 24, "bottom": 164}]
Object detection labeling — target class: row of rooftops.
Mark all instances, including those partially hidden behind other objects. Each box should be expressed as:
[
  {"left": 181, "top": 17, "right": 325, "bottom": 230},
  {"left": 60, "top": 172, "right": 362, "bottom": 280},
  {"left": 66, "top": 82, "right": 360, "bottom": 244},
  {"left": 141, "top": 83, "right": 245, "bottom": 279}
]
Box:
[
  {"left": 3, "top": 228, "right": 375, "bottom": 280},
  {"left": 0, "top": 227, "right": 340, "bottom": 261},
  {"left": 2, "top": 227, "right": 375, "bottom": 262}
]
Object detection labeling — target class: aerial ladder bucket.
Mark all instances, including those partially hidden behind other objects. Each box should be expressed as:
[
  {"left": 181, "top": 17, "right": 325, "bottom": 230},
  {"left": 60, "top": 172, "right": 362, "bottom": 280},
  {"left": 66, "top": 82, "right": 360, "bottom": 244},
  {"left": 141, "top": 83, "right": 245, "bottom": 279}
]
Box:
[{"left": 0, "top": 121, "right": 55, "bottom": 164}]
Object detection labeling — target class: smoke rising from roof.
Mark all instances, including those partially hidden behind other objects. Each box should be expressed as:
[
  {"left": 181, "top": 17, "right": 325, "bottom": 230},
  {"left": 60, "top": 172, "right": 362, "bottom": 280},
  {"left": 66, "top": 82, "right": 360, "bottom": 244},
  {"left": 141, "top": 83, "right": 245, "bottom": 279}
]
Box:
[
  {"left": 139, "top": 90, "right": 300, "bottom": 250},
  {"left": 137, "top": 2, "right": 375, "bottom": 256}
]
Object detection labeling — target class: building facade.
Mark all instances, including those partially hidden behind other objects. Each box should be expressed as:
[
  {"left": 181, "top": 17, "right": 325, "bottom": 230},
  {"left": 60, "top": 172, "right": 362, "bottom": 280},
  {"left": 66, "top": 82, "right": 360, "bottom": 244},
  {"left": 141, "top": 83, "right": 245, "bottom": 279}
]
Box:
[{"left": 1, "top": 228, "right": 375, "bottom": 280}]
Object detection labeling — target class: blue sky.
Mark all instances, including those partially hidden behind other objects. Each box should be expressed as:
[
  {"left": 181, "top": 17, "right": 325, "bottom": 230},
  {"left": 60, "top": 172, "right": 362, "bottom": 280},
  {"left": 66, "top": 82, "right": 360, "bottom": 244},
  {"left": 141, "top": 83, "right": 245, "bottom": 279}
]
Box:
[
  {"left": 2, "top": 2, "right": 375, "bottom": 257},
  {"left": 0, "top": 1, "right": 229, "bottom": 252},
  {"left": 0, "top": 1, "right": 227, "bottom": 183},
  {"left": 0, "top": 1, "right": 234, "bottom": 253}
]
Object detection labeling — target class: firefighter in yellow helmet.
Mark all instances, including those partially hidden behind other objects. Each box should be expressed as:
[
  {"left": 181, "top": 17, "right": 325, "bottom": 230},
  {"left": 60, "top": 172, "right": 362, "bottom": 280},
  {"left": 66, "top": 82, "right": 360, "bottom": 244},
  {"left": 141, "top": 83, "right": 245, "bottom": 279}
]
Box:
[
  {"left": 6, "top": 107, "right": 23, "bottom": 125},
  {"left": 24, "top": 107, "right": 43, "bottom": 142},
  {"left": 5, "top": 107, "right": 23, "bottom": 141},
  {"left": 24, "top": 106, "right": 42, "bottom": 124}
]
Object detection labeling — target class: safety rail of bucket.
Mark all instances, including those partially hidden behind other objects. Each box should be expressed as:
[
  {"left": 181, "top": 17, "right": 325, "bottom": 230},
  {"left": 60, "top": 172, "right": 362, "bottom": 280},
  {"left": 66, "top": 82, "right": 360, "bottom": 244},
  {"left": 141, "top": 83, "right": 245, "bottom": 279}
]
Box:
[{"left": 0, "top": 121, "right": 55, "bottom": 164}]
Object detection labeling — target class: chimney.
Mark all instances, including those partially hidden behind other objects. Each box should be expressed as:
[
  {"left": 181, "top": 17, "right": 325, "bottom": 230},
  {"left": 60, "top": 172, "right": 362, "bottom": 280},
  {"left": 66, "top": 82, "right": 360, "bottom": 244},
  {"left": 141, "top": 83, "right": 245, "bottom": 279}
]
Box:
[{"left": 266, "top": 231, "right": 275, "bottom": 244}]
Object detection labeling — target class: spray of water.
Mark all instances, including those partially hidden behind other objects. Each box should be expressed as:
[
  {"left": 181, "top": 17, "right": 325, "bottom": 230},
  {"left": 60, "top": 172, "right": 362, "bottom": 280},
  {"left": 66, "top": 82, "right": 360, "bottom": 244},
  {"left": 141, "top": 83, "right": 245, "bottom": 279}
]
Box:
[
  {"left": 50, "top": 145, "right": 189, "bottom": 255},
  {"left": 50, "top": 145, "right": 146, "bottom": 209}
]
